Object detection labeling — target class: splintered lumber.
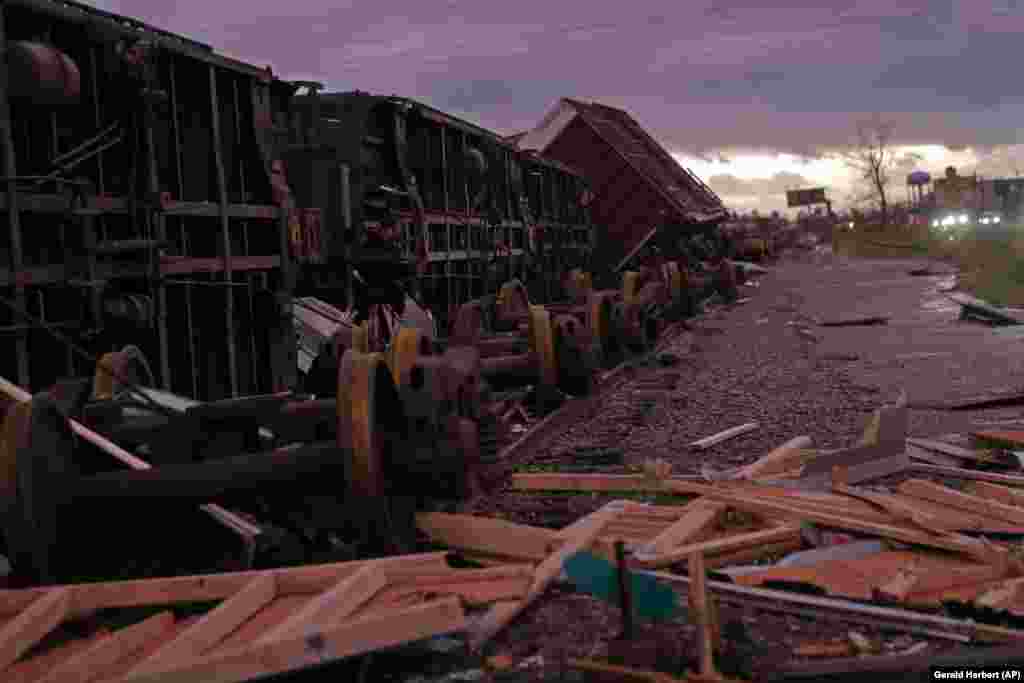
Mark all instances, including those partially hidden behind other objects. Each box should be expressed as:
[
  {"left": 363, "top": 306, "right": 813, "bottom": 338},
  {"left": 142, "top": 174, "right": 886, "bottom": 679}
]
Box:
[
  {"left": 256, "top": 565, "right": 386, "bottom": 643},
  {"left": 691, "top": 422, "right": 758, "bottom": 450},
  {"left": 705, "top": 538, "right": 804, "bottom": 570},
  {"left": 906, "top": 443, "right": 962, "bottom": 468},
  {"left": 634, "top": 499, "right": 727, "bottom": 559},
  {"left": 416, "top": 512, "right": 557, "bottom": 562},
  {"left": 897, "top": 479, "right": 1024, "bottom": 526},
  {"left": 976, "top": 578, "right": 1024, "bottom": 610},
  {"left": 467, "top": 502, "right": 625, "bottom": 650},
  {"left": 906, "top": 438, "right": 993, "bottom": 464},
  {"left": 735, "top": 550, "right": 1010, "bottom": 604},
  {"left": 0, "top": 553, "right": 450, "bottom": 618},
  {"left": 634, "top": 525, "right": 802, "bottom": 569},
  {"left": 128, "top": 577, "right": 277, "bottom": 678},
  {"left": 0, "top": 588, "right": 70, "bottom": 671},
  {"left": 646, "top": 569, "right": 1024, "bottom": 644},
  {"left": 40, "top": 612, "right": 176, "bottom": 683},
  {"left": 688, "top": 553, "right": 717, "bottom": 678},
  {"left": 567, "top": 658, "right": 678, "bottom": 683},
  {"left": 966, "top": 481, "right": 1024, "bottom": 507},
  {"left": 734, "top": 436, "right": 813, "bottom": 480},
  {"left": 911, "top": 464, "right": 1024, "bottom": 486},
  {"left": 123, "top": 598, "right": 467, "bottom": 683},
  {"left": 5, "top": 629, "right": 110, "bottom": 683},
  {"left": 652, "top": 480, "right": 999, "bottom": 561},
  {"left": 793, "top": 640, "right": 854, "bottom": 658}
]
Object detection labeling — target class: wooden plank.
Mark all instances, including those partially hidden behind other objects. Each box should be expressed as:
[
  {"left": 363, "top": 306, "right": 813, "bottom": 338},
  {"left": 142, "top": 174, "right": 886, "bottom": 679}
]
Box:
[
  {"left": 4, "top": 631, "right": 108, "bottom": 683},
  {"left": 897, "top": 479, "right": 1024, "bottom": 525},
  {"left": 906, "top": 443, "right": 962, "bottom": 468},
  {"left": 211, "top": 596, "right": 311, "bottom": 653},
  {"left": 704, "top": 538, "right": 803, "bottom": 570},
  {"left": 256, "top": 565, "right": 386, "bottom": 644},
  {"left": 633, "top": 500, "right": 727, "bottom": 559},
  {"left": 0, "top": 553, "right": 449, "bottom": 617},
  {"left": 735, "top": 436, "right": 813, "bottom": 480},
  {"left": 691, "top": 423, "right": 758, "bottom": 450},
  {"left": 467, "top": 503, "right": 624, "bottom": 650},
  {"left": 367, "top": 577, "right": 530, "bottom": 611},
  {"left": 966, "top": 482, "right": 1024, "bottom": 507},
  {"left": 907, "top": 438, "right": 992, "bottom": 463},
  {"left": 633, "top": 525, "right": 802, "bottom": 569},
  {"left": 38, "top": 612, "right": 175, "bottom": 683},
  {"left": 911, "top": 464, "right": 1024, "bottom": 486},
  {"left": 126, "top": 575, "right": 276, "bottom": 678},
  {"left": 416, "top": 512, "right": 556, "bottom": 561},
  {"left": 976, "top": 578, "right": 1024, "bottom": 610},
  {"left": 0, "top": 589, "right": 70, "bottom": 672},
  {"left": 688, "top": 553, "right": 717, "bottom": 678},
  {"left": 654, "top": 480, "right": 997, "bottom": 561},
  {"left": 123, "top": 599, "right": 467, "bottom": 683}
]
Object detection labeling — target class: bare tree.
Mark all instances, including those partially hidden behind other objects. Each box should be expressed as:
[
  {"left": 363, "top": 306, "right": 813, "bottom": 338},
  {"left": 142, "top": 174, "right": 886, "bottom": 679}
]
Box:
[{"left": 839, "top": 116, "right": 918, "bottom": 228}]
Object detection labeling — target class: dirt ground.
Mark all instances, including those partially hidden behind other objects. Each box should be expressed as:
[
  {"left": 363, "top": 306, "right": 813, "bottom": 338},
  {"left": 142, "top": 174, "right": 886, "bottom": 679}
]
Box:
[{"left": 418, "top": 247, "right": 1024, "bottom": 681}]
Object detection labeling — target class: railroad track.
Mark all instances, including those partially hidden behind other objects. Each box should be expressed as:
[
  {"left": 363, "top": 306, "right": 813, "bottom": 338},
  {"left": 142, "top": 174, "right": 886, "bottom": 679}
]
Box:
[{"left": 494, "top": 318, "right": 692, "bottom": 465}]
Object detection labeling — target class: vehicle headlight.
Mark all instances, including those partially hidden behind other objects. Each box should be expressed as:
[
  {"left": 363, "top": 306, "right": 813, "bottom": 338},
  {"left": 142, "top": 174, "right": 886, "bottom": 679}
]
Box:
[
  {"left": 994, "top": 216, "right": 1001, "bottom": 223},
  {"left": 932, "top": 219, "right": 939, "bottom": 227},
  {"left": 942, "top": 216, "right": 955, "bottom": 226},
  {"left": 959, "top": 214, "right": 969, "bottom": 224},
  {"left": 981, "top": 217, "right": 990, "bottom": 225}
]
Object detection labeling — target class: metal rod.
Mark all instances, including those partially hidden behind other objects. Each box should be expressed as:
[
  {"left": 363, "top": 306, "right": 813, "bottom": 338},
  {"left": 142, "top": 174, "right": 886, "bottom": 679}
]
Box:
[
  {"left": 168, "top": 61, "right": 196, "bottom": 398},
  {"left": 88, "top": 47, "right": 108, "bottom": 244},
  {"left": 208, "top": 65, "right": 238, "bottom": 397},
  {"left": 233, "top": 77, "right": 258, "bottom": 395},
  {"left": 614, "top": 540, "right": 633, "bottom": 640},
  {"left": 0, "top": 8, "right": 29, "bottom": 388},
  {"left": 143, "top": 76, "right": 171, "bottom": 392},
  {"left": 340, "top": 163, "right": 353, "bottom": 311}
]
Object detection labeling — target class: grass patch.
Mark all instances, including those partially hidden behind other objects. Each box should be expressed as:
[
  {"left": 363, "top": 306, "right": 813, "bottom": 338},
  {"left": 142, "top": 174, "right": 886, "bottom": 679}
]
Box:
[{"left": 835, "top": 223, "right": 1024, "bottom": 307}]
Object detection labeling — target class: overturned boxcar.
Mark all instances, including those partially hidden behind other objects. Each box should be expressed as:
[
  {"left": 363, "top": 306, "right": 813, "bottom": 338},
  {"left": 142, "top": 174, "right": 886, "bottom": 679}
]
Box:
[
  {"left": 284, "top": 90, "right": 594, "bottom": 325},
  {"left": 0, "top": 0, "right": 303, "bottom": 402},
  {"left": 0, "top": 0, "right": 594, "bottom": 401}
]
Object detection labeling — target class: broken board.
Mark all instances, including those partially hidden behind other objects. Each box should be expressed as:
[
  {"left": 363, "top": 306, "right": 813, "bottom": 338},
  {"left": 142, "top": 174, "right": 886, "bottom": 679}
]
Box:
[{"left": 0, "top": 554, "right": 527, "bottom": 682}]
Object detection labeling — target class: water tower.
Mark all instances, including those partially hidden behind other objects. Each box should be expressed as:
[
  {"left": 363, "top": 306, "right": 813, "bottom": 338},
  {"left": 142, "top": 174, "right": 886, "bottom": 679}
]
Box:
[{"left": 907, "top": 170, "right": 931, "bottom": 208}]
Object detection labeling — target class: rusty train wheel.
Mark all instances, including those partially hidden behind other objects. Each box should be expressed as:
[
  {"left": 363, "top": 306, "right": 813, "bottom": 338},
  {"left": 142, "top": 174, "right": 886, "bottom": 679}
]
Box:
[
  {"left": 527, "top": 306, "right": 558, "bottom": 389},
  {"left": 337, "top": 350, "right": 403, "bottom": 500}
]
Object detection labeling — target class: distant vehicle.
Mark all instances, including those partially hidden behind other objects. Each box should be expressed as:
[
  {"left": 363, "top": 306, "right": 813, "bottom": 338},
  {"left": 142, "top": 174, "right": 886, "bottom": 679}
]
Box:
[{"left": 978, "top": 211, "right": 1003, "bottom": 226}]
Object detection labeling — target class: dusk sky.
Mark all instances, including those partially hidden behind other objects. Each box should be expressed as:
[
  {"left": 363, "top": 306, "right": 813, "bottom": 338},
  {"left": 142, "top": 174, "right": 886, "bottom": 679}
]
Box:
[{"left": 89, "top": 0, "right": 1024, "bottom": 214}]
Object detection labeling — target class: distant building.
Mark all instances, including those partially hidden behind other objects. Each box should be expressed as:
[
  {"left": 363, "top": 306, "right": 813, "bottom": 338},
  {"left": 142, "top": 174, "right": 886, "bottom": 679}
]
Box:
[
  {"left": 978, "top": 177, "right": 1024, "bottom": 220},
  {"left": 515, "top": 98, "right": 727, "bottom": 272}
]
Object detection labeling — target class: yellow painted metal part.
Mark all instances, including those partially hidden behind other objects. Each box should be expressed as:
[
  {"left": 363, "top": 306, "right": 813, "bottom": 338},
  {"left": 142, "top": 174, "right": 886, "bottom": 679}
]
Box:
[
  {"left": 351, "top": 322, "right": 370, "bottom": 354},
  {"left": 0, "top": 400, "right": 31, "bottom": 500},
  {"left": 622, "top": 271, "right": 641, "bottom": 305},
  {"left": 387, "top": 327, "right": 423, "bottom": 387},
  {"left": 528, "top": 305, "right": 558, "bottom": 388},
  {"left": 92, "top": 351, "right": 126, "bottom": 400},
  {"left": 338, "top": 350, "right": 386, "bottom": 498},
  {"left": 589, "top": 292, "right": 613, "bottom": 352}
]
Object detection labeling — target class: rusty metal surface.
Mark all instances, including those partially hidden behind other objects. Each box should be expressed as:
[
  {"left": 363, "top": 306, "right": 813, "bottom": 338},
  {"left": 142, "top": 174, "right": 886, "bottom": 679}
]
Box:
[{"left": 538, "top": 99, "right": 726, "bottom": 271}]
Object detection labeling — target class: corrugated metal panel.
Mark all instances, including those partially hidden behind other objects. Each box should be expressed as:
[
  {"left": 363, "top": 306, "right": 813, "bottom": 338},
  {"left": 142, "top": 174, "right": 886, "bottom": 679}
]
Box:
[
  {"left": 565, "top": 99, "right": 724, "bottom": 213},
  {"left": 545, "top": 115, "right": 676, "bottom": 267},
  {"left": 534, "top": 98, "right": 727, "bottom": 270}
]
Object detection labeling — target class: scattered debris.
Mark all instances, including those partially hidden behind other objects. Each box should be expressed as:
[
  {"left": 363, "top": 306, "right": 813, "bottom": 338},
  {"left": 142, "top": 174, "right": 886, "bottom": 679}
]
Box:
[
  {"left": 690, "top": 423, "right": 760, "bottom": 450},
  {"left": 948, "top": 292, "right": 1024, "bottom": 326},
  {"left": 818, "top": 316, "right": 889, "bottom": 327}
]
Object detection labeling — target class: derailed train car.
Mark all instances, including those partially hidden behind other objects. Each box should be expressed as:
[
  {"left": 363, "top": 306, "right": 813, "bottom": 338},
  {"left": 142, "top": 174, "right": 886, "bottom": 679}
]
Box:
[
  {"left": 0, "top": 0, "right": 594, "bottom": 402},
  {"left": 0, "top": 0, "right": 303, "bottom": 401},
  {"left": 284, "top": 90, "right": 593, "bottom": 331}
]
